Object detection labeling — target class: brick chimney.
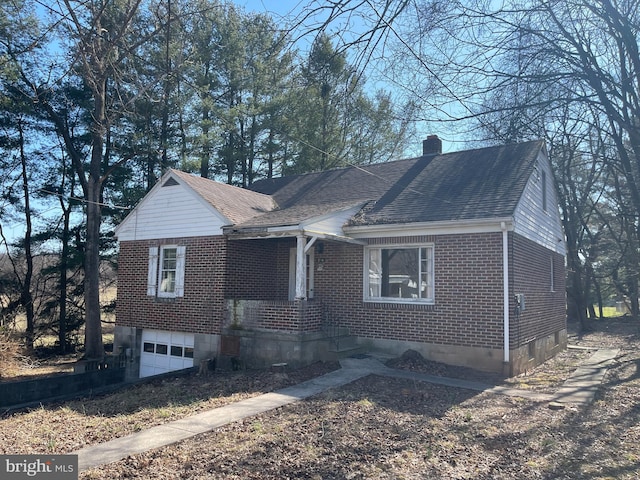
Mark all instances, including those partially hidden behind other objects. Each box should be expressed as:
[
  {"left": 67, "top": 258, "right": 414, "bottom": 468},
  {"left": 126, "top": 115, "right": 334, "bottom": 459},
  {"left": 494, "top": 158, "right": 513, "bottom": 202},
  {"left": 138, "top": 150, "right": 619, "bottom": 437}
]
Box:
[{"left": 422, "top": 135, "right": 442, "bottom": 155}]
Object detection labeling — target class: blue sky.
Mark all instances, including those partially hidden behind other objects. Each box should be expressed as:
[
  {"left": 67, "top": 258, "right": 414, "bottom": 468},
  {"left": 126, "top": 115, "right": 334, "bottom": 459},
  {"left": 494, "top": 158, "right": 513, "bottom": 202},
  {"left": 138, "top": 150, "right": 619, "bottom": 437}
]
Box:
[{"left": 235, "top": 0, "right": 305, "bottom": 16}]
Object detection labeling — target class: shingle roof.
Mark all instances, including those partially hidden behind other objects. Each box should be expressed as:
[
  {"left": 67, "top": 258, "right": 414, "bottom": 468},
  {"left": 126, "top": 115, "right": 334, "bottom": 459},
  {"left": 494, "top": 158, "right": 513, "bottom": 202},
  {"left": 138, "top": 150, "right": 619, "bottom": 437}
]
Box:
[
  {"left": 162, "top": 140, "right": 543, "bottom": 232},
  {"left": 169, "top": 169, "right": 275, "bottom": 224},
  {"left": 245, "top": 140, "right": 544, "bottom": 228},
  {"left": 360, "top": 140, "right": 543, "bottom": 224},
  {"left": 231, "top": 200, "right": 366, "bottom": 228},
  {"left": 234, "top": 161, "right": 416, "bottom": 228}
]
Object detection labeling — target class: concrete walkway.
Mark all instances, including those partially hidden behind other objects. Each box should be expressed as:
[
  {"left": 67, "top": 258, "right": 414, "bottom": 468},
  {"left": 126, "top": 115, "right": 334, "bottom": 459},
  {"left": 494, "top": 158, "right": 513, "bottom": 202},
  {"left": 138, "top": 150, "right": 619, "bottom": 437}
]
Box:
[
  {"left": 551, "top": 348, "right": 619, "bottom": 405},
  {"left": 75, "top": 363, "right": 374, "bottom": 471},
  {"left": 75, "top": 349, "right": 619, "bottom": 472}
]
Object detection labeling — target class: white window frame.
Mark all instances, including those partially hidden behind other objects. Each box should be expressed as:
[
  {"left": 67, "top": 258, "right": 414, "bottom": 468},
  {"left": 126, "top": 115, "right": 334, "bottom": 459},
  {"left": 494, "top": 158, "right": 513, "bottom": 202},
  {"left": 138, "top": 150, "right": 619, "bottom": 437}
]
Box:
[
  {"left": 364, "top": 244, "right": 435, "bottom": 304},
  {"left": 147, "top": 245, "right": 186, "bottom": 298}
]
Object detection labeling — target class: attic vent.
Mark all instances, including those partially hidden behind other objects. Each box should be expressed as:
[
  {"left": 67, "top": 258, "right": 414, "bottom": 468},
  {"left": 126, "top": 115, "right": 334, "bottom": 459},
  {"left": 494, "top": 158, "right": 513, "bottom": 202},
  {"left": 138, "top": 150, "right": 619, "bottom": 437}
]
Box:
[{"left": 162, "top": 177, "right": 179, "bottom": 187}]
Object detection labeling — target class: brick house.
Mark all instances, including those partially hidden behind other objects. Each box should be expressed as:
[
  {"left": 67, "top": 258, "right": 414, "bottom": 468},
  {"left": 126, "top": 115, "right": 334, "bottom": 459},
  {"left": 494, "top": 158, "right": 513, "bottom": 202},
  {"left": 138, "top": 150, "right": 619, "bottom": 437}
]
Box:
[{"left": 114, "top": 137, "right": 566, "bottom": 378}]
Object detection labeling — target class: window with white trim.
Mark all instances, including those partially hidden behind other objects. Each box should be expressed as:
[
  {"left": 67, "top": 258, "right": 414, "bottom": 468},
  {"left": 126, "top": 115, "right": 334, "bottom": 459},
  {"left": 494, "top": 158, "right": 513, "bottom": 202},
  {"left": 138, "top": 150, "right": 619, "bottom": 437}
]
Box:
[
  {"left": 147, "top": 245, "right": 186, "bottom": 298},
  {"left": 365, "top": 245, "right": 434, "bottom": 303}
]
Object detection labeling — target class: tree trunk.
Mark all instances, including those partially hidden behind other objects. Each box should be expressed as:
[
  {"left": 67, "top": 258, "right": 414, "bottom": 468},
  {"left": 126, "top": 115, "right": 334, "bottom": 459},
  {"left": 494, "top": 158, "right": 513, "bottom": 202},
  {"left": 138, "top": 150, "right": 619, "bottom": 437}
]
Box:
[
  {"left": 18, "top": 119, "right": 35, "bottom": 351},
  {"left": 267, "top": 127, "right": 274, "bottom": 179},
  {"left": 200, "top": 107, "right": 210, "bottom": 179},
  {"left": 83, "top": 176, "right": 104, "bottom": 359},
  {"left": 630, "top": 277, "right": 639, "bottom": 321},
  {"left": 58, "top": 192, "right": 71, "bottom": 353},
  {"left": 84, "top": 76, "right": 106, "bottom": 359},
  {"left": 567, "top": 260, "right": 589, "bottom": 334}
]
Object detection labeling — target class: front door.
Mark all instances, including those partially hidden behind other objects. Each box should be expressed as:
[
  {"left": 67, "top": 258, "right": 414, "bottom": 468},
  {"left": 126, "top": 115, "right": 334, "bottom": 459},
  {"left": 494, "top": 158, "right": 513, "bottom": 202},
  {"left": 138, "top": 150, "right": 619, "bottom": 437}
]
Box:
[{"left": 288, "top": 247, "right": 314, "bottom": 300}]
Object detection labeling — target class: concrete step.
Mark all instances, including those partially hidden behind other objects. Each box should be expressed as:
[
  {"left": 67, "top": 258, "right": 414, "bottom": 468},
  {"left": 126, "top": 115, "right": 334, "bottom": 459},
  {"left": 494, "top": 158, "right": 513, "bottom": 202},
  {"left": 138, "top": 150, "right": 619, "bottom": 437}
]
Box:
[
  {"left": 328, "top": 336, "right": 365, "bottom": 360},
  {"left": 329, "top": 335, "right": 357, "bottom": 351},
  {"left": 322, "top": 324, "right": 364, "bottom": 359}
]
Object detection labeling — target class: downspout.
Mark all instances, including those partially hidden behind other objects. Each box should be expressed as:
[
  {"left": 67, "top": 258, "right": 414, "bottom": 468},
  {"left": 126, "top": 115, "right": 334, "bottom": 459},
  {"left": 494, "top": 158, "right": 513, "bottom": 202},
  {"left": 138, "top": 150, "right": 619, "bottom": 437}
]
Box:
[{"left": 501, "top": 221, "right": 510, "bottom": 364}]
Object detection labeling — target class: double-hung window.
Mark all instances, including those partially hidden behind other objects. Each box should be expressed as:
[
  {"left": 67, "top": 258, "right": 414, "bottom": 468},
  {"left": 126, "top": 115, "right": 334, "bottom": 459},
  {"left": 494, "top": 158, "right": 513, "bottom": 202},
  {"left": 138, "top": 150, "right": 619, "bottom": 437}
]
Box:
[
  {"left": 160, "top": 247, "right": 178, "bottom": 294},
  {"left": 147, "top": 245, "right": 186, "bottom": 298},
  {"left": 365, "top": 245, "right": 434, "bottom": 303}
]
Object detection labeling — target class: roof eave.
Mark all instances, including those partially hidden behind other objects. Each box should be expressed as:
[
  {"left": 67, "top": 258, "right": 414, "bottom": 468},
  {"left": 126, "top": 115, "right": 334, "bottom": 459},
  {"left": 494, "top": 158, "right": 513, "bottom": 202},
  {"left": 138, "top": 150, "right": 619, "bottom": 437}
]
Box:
[
  {"left": 224, "top": 224, "right": 366, "bottom": 245},
  {"left": 344, "top": 217, "right": 515, "bottom": 238}
]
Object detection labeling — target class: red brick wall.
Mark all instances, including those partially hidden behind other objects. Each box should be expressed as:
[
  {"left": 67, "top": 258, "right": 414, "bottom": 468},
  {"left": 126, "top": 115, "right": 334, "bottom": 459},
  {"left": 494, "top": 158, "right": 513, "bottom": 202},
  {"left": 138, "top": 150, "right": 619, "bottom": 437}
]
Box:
[
  {"left": 225, "top": 238, "right": 292, "bottom": 300},
  {"left": 510, "top": 234, "right": 566, "bottom": 348},
  {"left": 117, "top": 231, "right": 566, "bottom": 352},
  {"left": 314, "top": 233, "right": 507, "bottom": 349},
  {"left": 225, "top": 299, "right": 323, "bottom": 333},
  {"left": 116, "top": 236, "right": 227, "bottom": 335},
  {"left": 312, "top": 232, "right": 566, "bottom": 351}
]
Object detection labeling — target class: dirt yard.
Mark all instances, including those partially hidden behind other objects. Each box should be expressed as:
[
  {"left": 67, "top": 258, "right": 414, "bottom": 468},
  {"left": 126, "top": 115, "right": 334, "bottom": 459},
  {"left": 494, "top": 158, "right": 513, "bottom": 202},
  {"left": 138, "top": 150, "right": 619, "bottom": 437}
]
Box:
[{"left": 2, "top": 317, "right": 639, "bottom": 479}]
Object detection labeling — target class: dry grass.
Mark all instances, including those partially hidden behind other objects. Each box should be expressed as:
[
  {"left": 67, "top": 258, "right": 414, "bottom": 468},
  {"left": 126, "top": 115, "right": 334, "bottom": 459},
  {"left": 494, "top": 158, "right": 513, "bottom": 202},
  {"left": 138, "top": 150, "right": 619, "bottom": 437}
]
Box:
[
  {"left": 2, "top": 317, "right": 640, "bottom": 479},
  {"left": 0, "top": 319, "right": 117, "bottom": 382},
  {"left": 0, "top": 362, "right": 339, "bottom": 455},
  {"left": 0, "top": 329, "right": 24, "bottom": 379}
]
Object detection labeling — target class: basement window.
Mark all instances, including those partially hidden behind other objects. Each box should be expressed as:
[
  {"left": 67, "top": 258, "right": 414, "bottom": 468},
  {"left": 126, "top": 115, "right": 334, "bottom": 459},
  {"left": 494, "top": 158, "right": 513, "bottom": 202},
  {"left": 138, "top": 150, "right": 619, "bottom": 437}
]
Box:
[{"left": 364, "top": 245, "right": 434, "bottom": 304}]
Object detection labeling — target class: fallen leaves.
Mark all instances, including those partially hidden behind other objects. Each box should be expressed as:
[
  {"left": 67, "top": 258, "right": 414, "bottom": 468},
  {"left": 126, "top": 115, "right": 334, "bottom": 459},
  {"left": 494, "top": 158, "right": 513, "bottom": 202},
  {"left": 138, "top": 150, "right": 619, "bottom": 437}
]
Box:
[{"left": 3, "top": 318, "right": 640, "bottom": 479}]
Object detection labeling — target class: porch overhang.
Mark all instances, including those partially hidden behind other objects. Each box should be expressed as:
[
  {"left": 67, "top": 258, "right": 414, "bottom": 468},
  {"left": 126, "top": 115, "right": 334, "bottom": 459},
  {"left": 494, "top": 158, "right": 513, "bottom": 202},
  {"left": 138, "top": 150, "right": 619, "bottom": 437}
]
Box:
[
  {"left": 224, "top": 224, "right": 366, "bottom": 301},
  {"left": 223, "top": 224, "right": 367, "bottom": 246}
]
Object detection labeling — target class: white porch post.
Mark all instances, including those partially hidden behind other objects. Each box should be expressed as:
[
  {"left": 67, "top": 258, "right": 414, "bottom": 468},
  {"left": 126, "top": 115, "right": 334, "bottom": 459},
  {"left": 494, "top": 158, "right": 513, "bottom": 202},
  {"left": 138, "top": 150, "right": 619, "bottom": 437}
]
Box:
[{"left": 295, "top": 234, "right": 307, "bottom": 300}]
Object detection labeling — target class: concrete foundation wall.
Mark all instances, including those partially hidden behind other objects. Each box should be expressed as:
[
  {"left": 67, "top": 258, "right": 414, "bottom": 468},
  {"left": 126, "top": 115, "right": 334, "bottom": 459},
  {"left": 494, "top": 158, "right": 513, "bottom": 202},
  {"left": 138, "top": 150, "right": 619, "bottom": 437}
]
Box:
[
  {"left": 220, "top": 329, "right": 339, "bottom": 369},
  {"left": 112, "top": 325, "right": 141, "bottom": 381},
  {"left": 360, "top": 327, "right": 567, "bottom": 376},
  {"left": 510, "top": 328, "right": 568, "bottom": 376},
  {"left": 360, "top": 337, "right": 506, "bottom": 373},
  {"left": 194, "top": 332, "right": 221, "bottom": 367}
]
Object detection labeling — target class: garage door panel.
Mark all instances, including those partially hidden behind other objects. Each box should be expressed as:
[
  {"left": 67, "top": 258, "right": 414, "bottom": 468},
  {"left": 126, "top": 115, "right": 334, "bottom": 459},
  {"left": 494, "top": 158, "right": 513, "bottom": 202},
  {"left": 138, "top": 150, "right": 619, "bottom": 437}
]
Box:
[
  {"left": 155, "top": 354, "right": 170, "bottom": 368},
  {"left": 139, "top": 364, "right": 154, "bottom": 378},
  {"left": 140, "top": 329, "right": 194, "bottom": 378},
  {"left": 169, "top": 357, "right": 187, "bottom": 369},
  {"left": 157, "top": 331, "right": 171, "bottom": 343}
]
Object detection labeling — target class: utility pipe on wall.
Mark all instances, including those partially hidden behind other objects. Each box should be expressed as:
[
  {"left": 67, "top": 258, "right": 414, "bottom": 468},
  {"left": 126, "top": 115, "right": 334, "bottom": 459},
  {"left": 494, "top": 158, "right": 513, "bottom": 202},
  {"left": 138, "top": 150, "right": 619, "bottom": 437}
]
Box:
[{"left": 501, "top": 221, "right": 510, "bottom": 363}]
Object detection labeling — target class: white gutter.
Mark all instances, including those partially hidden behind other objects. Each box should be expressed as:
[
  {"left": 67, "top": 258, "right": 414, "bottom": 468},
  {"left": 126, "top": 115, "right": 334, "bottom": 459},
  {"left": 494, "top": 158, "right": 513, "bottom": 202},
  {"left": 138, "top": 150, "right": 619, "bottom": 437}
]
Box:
[
  {"left": 345, "top": 217, "right": 515, "bottom": 238},
  {"left": 501, "top": 221, "right": 510, "bottom": 364}
]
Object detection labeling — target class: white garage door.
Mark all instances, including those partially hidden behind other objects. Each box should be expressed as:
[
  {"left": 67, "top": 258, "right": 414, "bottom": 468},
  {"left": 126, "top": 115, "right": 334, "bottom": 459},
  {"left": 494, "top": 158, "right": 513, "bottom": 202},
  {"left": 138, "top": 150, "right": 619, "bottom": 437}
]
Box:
[{"left": 140, "top": 330, "right": 194, "bottom": 378}]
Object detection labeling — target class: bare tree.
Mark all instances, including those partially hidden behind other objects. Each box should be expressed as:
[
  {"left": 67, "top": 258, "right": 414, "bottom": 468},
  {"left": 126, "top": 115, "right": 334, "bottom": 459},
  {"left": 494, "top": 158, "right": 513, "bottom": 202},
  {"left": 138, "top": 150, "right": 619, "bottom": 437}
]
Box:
[
  {"left": 6, "top": 0, "right": 151, "bottom": 358},
  {"left": 299, "top": 0, "right": 640, "bottom": 321}
]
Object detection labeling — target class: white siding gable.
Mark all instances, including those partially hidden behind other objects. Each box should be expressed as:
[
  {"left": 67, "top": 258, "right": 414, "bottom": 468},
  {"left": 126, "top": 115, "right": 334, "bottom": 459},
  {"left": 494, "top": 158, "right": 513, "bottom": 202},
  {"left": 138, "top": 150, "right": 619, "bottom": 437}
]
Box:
[
  {"left": 514, "top": 151, "right": 566, "bottom": 255},
  {"left": 302, "top": 204, "right": 364, "bottom": 237},
  {"left": 116, "top": 176, "right": 230, "bottom": 241}
]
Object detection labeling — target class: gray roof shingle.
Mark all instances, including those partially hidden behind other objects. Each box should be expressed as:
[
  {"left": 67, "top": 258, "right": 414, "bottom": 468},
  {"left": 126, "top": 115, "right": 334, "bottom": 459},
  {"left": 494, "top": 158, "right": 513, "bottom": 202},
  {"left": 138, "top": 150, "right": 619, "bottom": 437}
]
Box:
[
  {"left": 170, "top": 169, "right": 275, "bottom": 225},
  {"left": 162, "top": 141, "right": 543, "bottom": 232},
  {"left": 361, "top": 140, "right": 543, "bottom": 224},
  {"left": 245, "top": 140, "right": 543, "bottom": 228}
]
